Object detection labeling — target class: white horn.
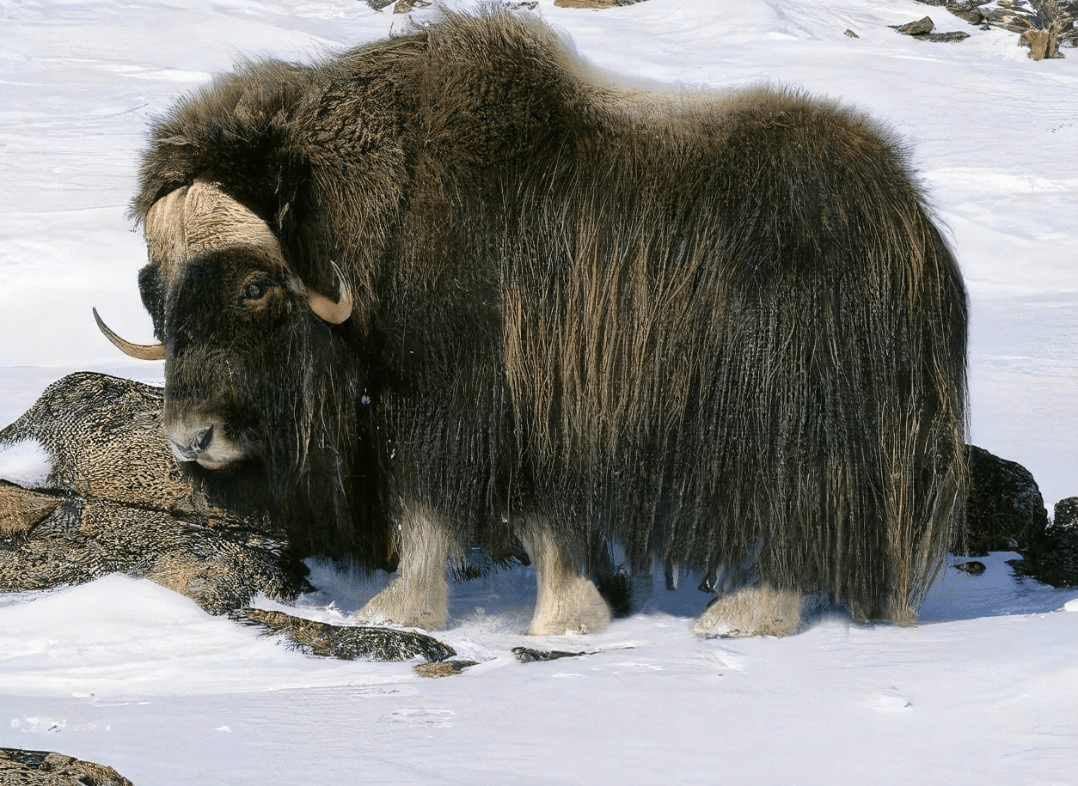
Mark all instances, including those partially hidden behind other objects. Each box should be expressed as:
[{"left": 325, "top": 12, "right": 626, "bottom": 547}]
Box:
[{"left": 93, "top": 308, "right": 166, "bottom": 361}]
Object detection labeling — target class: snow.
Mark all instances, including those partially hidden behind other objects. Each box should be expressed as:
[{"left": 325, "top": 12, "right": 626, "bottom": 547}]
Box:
[
  {"left": 0, "top": 439, "right": 52, "bottom": 488},
  {"left": 1, "top": 563, "right": 1076, "bottom": 785},
  {"left": 1, "top": 0, "right": 1076, "bottom": 783}
]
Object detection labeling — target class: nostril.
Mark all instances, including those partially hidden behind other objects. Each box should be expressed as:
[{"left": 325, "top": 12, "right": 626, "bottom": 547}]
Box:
[
  {"left": 193, "top": 425, "right": 213, "bottom": 453},
  {"left": 169, "top": 425, "right": 215, "bottom": 463}
]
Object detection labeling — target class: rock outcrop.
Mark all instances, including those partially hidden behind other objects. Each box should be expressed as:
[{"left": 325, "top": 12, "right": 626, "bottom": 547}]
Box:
[
  {"left": 0, "top": 372, "right": 455, "bottom": 663},
  {"left": 0, "top": 748, "right": 134, "bottom": 786}
]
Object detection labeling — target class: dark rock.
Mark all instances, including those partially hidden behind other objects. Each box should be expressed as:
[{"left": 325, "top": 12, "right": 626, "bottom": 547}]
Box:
[
  {"left": 1020, "top": 497, "right": 1078, "bottom": 587},
  {"left": 512, "top": 646, "right": 590, "bottom": 662},
  {"left": 962, "top": 445, "right": 1048, "bottom": 556},
  {"left": 949, "top": 2, "right": 989, "bottom": 25},
  {"left": 914, "top": 0, "right": 950, "bottom": 6},
  {"left": 964, "top": 446, "right": 1078, "bottom": 586},
  {"left": 984, "top": 5, "right": 1035, "bottom": 33},
  {"left": 953, "top": 560, "right": 987, "bottom": 576},
  {"left": 844, "top": 29, "right": 860, "bottom": 38},
  {"left": 365, "top": 0, "right": 395, "bottom": 10},
  {"left": 918, "top": 30, "right": 972, "bottom": 41},
  {"left": 230, "top": 608, "right": 456, "bottom": 662},
  {"left": 0, "top": 747, "right": 133, "bottom": 786}
]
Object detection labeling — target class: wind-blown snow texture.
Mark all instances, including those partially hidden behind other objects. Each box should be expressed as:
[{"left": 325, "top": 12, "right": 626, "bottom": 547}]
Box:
[{"left": 1, "top": 1, "right": 1076, "bottom": 784}]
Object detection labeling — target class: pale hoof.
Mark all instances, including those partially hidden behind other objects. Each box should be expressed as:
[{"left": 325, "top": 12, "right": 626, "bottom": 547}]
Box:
[
  {"left": 693, "top": 585, "right": 802, "bottom": 638},
  {"left": 357, "top": 576, "right": 449, "bottom": 630},
  {"left": 528, "top": 573, "right": 612, "bottom": 635}
]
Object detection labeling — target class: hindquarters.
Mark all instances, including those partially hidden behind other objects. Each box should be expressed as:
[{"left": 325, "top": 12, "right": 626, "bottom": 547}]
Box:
[
  {"left": 502, "top": 87, "right": 968, "bottom": 626},
  {"left": 692, "top": 92, "right": 967, "bottom": 622},
  {"left": 688, "top": 207, "right": 967, "bottom": 624}
]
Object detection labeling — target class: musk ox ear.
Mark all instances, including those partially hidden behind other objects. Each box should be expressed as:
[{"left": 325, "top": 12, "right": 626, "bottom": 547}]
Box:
[
  {"left": 306, "top": 262, "right": 353, "bottom": 325},
  {"left": 92, "top": 308, "right": 166, "bottom": 361}
]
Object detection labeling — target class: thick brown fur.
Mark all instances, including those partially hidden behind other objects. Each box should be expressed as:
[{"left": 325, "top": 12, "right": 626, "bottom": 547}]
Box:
[{"left": 131, "top": 8, "right": 967, "bottom": 623}]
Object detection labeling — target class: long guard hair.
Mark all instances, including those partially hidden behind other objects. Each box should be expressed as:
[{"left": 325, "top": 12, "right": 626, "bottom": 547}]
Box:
[{"left": 131, "top": 8, "right": 967, "bottom": 621}]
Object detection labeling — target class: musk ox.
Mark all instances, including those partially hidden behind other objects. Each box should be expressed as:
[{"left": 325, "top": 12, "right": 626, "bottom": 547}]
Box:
[{"left": 96, "top": 9, "right": 968, "bottom": 636}]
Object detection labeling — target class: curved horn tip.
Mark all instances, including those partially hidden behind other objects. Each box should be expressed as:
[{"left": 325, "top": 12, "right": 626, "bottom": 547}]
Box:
[
  {"left": 92, "top": 307, "right": 166, "bottom": 361},
  {"left": 307, "top": 265, "right": 354, "bottom": 325}
]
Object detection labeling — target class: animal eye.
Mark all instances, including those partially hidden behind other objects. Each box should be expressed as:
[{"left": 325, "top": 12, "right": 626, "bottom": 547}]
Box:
[{"left": 241, "top": 276, "right": 273, "bottom": 302}]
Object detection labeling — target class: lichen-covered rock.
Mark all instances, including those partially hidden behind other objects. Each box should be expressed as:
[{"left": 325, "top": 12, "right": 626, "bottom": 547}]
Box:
[
  {"left": 414, "top": 659, "right": 480, "bottom": 678},
  {"left": 892, "top": 15, "right": 972, "bottom": 40},
  {"left": 998, "top": 0, "right": 1077, "bottom": 58},
  {"left": 0, "top": 372, "right": 308, "bottom": 613},
  {"left": 232, "top": 607, "right": 456, "bottom": 661},
  {"left": 553, "top": 0, "right": 649, "bottom": 7},
  {"left": 0, "top": 372, "right": 457, "bottom": 662},
  {"left": 894, "top": 15, "right": 939, "bottom": 35},
  {"left": 0, "top": 747, "right": 134, "bottom": 786},
  {"left": 946, "top": 1, "right": 989, "bottom": 25}
]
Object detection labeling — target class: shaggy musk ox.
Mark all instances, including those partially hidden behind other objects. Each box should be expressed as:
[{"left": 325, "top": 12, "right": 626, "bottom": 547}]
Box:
[{"left": 96, "top": 9, "right": 968, "bottom": 636}]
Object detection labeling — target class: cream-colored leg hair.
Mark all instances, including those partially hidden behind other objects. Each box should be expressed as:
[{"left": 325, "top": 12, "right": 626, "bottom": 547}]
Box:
[
  {"left": 693, "top": 584, "right": 803, "bottom": 638},
  {"left": 358, "top": 507, "right": 451, "bottom": 630},
  {"left": 517, "top": 517, "right": 611, "bottom": 635}
]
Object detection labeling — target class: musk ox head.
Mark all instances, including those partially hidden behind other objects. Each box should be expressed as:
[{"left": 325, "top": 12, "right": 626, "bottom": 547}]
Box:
[{"left": 95, "top": 181, "right": 352, "bottom": 472}]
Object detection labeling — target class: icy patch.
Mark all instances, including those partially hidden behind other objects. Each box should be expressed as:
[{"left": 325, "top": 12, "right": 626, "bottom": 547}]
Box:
[
  {"left": 386, "top": 708, "right": 455, "bottom": 728},
  {"left": 868, "top": 689, "right": 915, "bottom": 713},
  {"left": 104, "top": 64, "right": 212, "bottom": 83},
  {"left": 923, "top": 167, "right": 1078, "bottom": 197},
  {"left": 0, "top": 438, "right": 52, "bottom": 488},
  {"left": 9, "top": 716, "right": 67, "bottom": 733}
]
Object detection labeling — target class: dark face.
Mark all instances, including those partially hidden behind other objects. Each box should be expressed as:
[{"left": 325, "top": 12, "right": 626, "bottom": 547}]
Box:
[{"left": 140, "top": 248, "right": 309, "bottom": 470}]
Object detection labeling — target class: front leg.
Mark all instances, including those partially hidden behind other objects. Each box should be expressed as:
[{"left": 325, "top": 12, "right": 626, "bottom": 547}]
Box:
[
  {"left": 358, "top": 506, "right": 451, "bottom": 630},
  {"left": 518, "top": 517, "right": 611, "bottom": 636}
]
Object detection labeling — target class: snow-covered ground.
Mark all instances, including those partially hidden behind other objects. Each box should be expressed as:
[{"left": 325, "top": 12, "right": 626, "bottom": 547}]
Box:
[{"left": 1, "top": 1, "right": 1076, "bottom": 784}]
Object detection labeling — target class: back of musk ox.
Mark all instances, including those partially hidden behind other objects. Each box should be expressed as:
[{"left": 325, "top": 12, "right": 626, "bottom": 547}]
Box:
[{"left": 96, "top": 8, "right": 968, "bottom": 636}]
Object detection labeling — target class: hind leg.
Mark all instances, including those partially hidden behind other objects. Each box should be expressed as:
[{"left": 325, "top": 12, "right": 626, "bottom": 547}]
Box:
[
  {"left": 693, "top": 584, "right": 802, "bottom": 638},
  {"left": 358, "top": 506, "right": 451, "bottom": 630},
  {"left": 518, "top": 517, "right": 611, "bottom": 635}
]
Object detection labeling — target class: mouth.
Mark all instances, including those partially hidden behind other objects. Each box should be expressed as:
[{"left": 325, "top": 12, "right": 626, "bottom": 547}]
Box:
[{"left": 186, "top": 453, "right": 235, "bottom": 471}]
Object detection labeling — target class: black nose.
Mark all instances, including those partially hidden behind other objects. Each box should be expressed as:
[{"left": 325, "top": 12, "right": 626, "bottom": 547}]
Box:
[{"left": 173, "top": 425, "right": 213, "bottom": 461}]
